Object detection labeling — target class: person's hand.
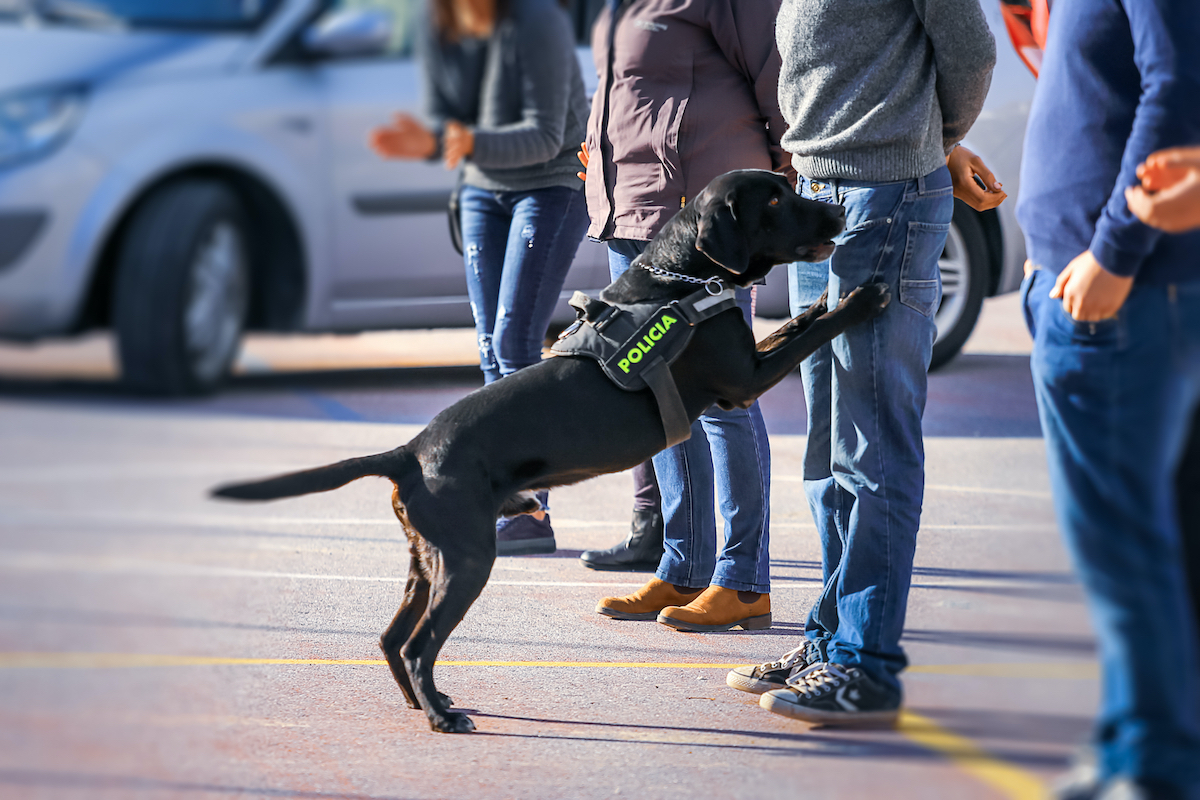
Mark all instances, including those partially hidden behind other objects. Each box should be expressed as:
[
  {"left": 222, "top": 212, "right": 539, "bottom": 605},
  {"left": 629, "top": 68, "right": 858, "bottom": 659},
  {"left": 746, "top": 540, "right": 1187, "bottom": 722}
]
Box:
[
  {"left": 442, "top": 120, "right": 474, "bottom": 169},
  {"left": 1049, "top": 250, "right": 1134, "bottom": 322},
  {"left": 1124, "top": 145, "right": 1200, "bottom": 233},
  {"left": 576, "top": 141, "right": 589, "bottom": 182},
  {"left": 369, "top": 112, "right": 438, "bottom": 160},
  {"left": 947, "top": 145, "right": 1007, "bottom": 211}
]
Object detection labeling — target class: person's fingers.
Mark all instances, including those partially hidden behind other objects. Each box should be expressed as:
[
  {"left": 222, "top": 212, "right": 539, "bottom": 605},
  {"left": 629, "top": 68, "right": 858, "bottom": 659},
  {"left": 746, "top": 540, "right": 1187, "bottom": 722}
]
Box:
[
  {"left": 1145, "top": 145, "right": 1200, "bottom": 169},
  {"left": 1126, "top": 185, "right": 1155, "bottom": 225},
  {"left": 1049, "top": 265, "right": 1070, "bottom": 299},
  {"left": 969, "top": 155, "right": 1003, "bottom": 192}
]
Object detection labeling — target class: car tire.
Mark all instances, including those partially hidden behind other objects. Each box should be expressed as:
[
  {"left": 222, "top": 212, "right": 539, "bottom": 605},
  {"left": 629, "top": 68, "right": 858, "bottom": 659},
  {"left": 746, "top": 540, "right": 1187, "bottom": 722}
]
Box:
[
  {"left": 112, "top": 180, "right": 250, "bottom": 395},
  {"left": 930, "top": 201, "right": 990, "bottom": 371}
]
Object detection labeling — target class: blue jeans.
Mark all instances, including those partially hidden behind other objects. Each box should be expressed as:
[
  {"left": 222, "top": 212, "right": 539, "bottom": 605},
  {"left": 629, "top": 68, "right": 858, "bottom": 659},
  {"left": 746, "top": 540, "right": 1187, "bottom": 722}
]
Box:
[
  {"left": 608, "top": 239, "right": 772, "bottom": 593},
  {"left": 788, "top": 167, "right": 952, "bottom": 693},
  {"left": 460, "top": 184, "right": 590, "bottom": 384},
  {"left": 1024, "top": 267, "right": 1200, "bottom": 788}
]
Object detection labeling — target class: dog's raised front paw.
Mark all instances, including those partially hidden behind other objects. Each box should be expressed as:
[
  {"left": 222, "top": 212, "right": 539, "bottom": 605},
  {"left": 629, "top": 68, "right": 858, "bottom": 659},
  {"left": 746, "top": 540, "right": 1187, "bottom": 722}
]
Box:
[
  {"left": 840, "top": 281, "right": 891, "bottom": 319},
  {"left": 430, "top": 711, "right": 476, "bottom": 734}
]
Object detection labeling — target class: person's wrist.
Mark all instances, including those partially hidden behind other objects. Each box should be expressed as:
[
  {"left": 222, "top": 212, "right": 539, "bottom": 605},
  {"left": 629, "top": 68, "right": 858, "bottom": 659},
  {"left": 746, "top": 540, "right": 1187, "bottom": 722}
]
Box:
[{"left": 425, "top": 129, "right": 444, "bottom": 163}]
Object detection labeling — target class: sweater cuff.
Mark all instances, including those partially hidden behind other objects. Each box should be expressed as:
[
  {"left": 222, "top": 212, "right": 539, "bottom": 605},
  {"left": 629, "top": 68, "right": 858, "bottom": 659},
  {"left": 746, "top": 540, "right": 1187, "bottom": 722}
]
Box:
[
  {"left": 426, "top": 127, "right": 444, "bottom": 163},
  {"left": 1088, "top": 231, "right": 1142, "bottom": 279}
]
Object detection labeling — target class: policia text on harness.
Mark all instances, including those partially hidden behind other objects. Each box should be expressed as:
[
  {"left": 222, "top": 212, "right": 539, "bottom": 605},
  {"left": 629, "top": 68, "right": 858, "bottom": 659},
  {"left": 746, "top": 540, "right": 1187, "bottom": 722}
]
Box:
[{"left": 549, "top": 281, "right": 739, "bottom": 447}]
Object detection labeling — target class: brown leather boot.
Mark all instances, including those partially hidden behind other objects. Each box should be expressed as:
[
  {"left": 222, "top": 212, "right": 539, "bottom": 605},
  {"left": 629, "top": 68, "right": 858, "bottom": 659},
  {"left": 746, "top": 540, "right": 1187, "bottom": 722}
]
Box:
[
  {"left": 596, "top": 578, "right": 705, "bottom": 620},
  {"left": 657, "top": 585, "right": 772, "bottom": 632}
]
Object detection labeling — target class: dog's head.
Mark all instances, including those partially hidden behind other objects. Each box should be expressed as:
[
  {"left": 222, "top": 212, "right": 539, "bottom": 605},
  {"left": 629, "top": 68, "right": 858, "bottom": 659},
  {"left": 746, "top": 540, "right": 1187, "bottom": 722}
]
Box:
[{"left": 693, "top": 170, "right": 845, "bottom": 282}]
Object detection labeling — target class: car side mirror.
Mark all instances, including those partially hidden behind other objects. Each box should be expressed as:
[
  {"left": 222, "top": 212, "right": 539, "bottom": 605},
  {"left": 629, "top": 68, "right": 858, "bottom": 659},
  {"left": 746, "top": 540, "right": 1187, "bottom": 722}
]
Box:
[{"left": 302, "top": 8, "right": 392, "bottom": 59}]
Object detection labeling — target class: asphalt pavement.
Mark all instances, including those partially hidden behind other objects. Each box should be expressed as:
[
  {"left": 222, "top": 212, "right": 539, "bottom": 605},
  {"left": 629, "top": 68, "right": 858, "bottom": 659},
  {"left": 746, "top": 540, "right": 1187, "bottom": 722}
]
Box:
[{"left": 0, "top": 295, "right": 1096, "bottom": 800}]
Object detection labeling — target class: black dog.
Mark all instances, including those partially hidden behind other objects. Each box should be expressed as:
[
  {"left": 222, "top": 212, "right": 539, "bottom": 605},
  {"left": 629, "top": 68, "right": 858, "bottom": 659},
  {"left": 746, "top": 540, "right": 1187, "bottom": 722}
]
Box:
[{"left": 212, "top": 169, "right": 889, "bottom": 733}]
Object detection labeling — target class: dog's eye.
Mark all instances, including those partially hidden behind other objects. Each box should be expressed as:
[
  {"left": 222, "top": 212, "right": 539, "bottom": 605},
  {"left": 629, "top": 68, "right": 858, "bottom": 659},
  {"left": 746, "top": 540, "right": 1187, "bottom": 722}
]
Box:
[{"left": 769, "top": 197, "right": 780, "bottom": 206}]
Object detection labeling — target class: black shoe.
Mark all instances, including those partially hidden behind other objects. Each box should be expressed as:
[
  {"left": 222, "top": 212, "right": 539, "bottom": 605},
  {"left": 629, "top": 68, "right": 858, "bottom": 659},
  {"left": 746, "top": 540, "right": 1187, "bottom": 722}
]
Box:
[
  {"left": 759, "top": 662, "right": 901, "bottom": 727},
  {"left": 580, "top": 509, "right": 664, "bottom": 571}
]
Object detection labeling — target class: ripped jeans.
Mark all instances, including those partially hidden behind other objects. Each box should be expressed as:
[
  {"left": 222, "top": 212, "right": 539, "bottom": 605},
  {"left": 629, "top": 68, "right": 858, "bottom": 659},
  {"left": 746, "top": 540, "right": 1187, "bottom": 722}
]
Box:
[{"left": 459, "top": 184, "right": 590, "bottom": 383}]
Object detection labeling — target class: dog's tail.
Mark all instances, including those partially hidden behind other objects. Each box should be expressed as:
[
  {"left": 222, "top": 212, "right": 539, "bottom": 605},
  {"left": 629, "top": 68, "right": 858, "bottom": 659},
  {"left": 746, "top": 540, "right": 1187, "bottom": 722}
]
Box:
[{"left": 211, "top": 449, "right": 416, "bottom": 502}]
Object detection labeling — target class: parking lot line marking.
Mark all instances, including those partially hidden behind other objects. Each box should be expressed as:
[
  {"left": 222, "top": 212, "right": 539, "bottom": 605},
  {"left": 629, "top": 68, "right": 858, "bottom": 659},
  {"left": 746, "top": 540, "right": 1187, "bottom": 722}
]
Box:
[
  {"left": 0, "top": 653, "right": 1098, "bottom": 679},
  {"left": 898, "top": 711, "right": 1046, "bottom": 799},
  {"left": 0, "top": 551, "right": 1067, "bottom": 592}
]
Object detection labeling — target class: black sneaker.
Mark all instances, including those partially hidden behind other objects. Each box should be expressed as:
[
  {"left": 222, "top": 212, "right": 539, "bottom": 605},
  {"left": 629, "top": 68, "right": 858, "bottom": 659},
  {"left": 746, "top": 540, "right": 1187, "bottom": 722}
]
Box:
[
  {"left": 496, "top": 491, "right": 555, "bottom": 556},
  {"left": 759, "top": 662, "right": 901, "bottom": 726},
  {"left": 726, "top": 642, "right": 818, "bottom": 694},
  {"left": 496, "top": 513, "right": 555, "bottom": 555}
]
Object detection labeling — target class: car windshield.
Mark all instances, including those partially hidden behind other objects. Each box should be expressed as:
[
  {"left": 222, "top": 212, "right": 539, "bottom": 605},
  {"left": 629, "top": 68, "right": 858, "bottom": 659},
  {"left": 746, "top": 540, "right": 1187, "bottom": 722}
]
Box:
[{"left": 0, "top": 0, "right": 281, "bottom": 30}]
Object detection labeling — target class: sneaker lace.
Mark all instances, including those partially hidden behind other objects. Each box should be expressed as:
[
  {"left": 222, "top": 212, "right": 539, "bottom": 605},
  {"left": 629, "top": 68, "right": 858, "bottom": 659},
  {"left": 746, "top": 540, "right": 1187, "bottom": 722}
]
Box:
[
  {"left": 758, "top": 643, "right": 810, "bottom": 674},
  {"left": 784, "top": 662, "right": 853, "bottom": 699}
]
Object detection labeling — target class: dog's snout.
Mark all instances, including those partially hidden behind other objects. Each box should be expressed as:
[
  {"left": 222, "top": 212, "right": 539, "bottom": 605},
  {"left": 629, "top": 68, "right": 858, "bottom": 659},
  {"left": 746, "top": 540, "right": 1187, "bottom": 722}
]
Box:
[{"left": 834, "top": 205, "right": 846, "bottom": 219}]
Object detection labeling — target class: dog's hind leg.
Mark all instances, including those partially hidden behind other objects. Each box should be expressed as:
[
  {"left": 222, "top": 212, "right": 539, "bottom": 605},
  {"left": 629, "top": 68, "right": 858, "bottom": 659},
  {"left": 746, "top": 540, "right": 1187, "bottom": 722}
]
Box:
[
  {"left": 380, "top": 488, "right": 451, "bottom": 710},
  {"left": 402, "top": 551, "right": 493, "bottom": 733},
  {"left": 395, "top": 498, "right": 496, "bottom": 733},
  {"left": 380, "top": 546, "right": 433, "bottom": 710}
]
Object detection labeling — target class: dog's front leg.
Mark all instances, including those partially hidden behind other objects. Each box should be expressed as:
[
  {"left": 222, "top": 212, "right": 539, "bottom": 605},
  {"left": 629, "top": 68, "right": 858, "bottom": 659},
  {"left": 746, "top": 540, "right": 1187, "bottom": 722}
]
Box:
[
  {"left": 737, "top": 282, "right": 891, "bottom": 403},
  {"left": 755, "top": 288, "right": 829, "bottom": 354}
]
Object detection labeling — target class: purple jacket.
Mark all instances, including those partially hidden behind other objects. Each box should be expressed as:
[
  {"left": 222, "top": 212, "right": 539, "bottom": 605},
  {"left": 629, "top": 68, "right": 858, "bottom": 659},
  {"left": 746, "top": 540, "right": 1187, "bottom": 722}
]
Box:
[{"left": 584, "top": 0, "right": 792, "bottom": 242}]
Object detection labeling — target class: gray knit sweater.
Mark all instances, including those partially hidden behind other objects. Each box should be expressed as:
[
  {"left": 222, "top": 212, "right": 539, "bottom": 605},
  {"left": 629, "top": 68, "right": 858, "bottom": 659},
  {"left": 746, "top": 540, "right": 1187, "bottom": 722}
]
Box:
[
  {"left": 775, "top": 0, "right": 996, "bottom": 182},
  {"left": 421, "top": 0, "right": 589, "bottom": 192}
]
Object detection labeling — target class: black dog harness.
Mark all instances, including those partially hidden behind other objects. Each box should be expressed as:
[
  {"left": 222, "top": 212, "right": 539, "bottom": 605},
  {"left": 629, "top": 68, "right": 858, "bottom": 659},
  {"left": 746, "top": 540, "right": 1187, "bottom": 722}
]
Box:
[{"left": 550, "top": 281, "right": 738, "bottom": 447}]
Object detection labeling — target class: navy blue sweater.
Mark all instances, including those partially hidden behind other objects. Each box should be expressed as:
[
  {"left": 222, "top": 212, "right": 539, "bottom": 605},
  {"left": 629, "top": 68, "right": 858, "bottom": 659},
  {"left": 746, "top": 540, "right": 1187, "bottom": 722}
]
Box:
[{"left": 1016, "top": 0, "right": 1200, "bottom": 284}]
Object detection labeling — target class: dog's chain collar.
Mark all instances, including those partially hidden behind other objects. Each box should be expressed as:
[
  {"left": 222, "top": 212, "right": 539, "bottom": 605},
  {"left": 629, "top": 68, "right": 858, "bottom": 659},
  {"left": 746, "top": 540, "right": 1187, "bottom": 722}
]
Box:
[{"left": 639, "top": 263, "right": 727, "bottom": 296}]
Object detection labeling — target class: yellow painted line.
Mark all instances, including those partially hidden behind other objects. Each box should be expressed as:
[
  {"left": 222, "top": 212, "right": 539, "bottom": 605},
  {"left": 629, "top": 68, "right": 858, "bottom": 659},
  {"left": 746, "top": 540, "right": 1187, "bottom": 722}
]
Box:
[
  {"left": 0, "top": 654, "right": 1099, "bottom": 678},
  {"left": 899, "top": 711, "right": 1046, "bottom": 799},
  {"left": 0, "top": 653, "right": 744, "bottom": 669},
  {"left": 0, "top": 652, "right": 1057, "bottom": 796}
]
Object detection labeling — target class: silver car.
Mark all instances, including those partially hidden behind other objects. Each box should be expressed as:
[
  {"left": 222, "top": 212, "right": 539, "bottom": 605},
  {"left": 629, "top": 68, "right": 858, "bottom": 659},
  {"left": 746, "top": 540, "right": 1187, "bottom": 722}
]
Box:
[{"left": 0, "top": 0, "right": 1033, "bottom": 394}]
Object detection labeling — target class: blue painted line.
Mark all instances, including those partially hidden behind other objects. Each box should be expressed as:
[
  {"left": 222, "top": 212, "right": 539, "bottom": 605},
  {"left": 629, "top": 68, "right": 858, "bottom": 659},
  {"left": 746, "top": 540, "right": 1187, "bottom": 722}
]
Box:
[{"left": 297, "top": 392, "right": 365, "bottom": 422}]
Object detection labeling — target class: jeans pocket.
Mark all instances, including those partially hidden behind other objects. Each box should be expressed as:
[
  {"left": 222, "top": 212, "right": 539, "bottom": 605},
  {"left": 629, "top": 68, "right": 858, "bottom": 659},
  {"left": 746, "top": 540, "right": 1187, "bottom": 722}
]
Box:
[
  {"left": 1019, "top": 270, "right": 1037, "bottom": 338},
  {"left": 899, "top": 221, "right": 949, "bottom": 318}
]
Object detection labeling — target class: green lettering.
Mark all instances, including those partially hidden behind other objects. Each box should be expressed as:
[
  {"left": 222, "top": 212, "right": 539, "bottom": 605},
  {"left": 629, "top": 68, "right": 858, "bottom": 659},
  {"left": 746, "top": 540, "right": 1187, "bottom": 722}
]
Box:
[
  {"left": 661, "top": 314, "right": 677, "bottom": 330},
  {"left": 648, "top": 327, "right": 662, "bottom": 341},
  {"left": 619, "top": 359, "right": 630, "bottom": 373},
  {"left": 628, "top": 348, "right": 642, "bottom": 364}
]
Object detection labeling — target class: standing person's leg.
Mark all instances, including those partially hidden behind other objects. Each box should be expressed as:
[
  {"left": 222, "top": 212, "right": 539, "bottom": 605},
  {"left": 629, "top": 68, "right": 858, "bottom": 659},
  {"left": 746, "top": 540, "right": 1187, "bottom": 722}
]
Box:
[
  {"left": 583, "top": 238, "right": 666, "bottom": 572},
  {"left": 489, "top": 185, "right": 589, "bottom": 556},
  {"left": 490, "top": 185, "right": 589, "bottom": 376},
  {"left": 792, "top": 261, "right": 840, "bottom": 662},
  {"left": 1177, "top": 406, "right": 1200, "bottom": 638},
  {"left": 657, "top": 286, "right": 773, "bottom": 632},
  {"left": 761, "top": 169, "right": 951, "bottom": 725},
  {"left": 724, "top": 260, "right": 832, "bottom": 694},
  {"left": 459, "top": 185, "right": 515, "bottom": 385},
  {"left": 595, "top": 238, "right": 712, "bottom": 618},
  {"left": 1028, "top": 272, "right": 1200, "bottom": 795}
]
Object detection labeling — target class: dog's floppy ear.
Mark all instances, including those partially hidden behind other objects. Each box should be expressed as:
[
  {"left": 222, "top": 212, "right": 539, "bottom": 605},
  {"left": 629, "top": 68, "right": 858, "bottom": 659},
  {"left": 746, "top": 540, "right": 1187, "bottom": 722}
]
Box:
[{"left": 695, "top": 194, "right": 750, "bottom": 274}]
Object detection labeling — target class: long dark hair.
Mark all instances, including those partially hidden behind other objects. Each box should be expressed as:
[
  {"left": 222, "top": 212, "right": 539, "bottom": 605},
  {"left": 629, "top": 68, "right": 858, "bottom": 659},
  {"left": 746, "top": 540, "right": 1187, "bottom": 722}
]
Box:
[{"left": 432, "top": 0, "right": 569, "bottom": 40}]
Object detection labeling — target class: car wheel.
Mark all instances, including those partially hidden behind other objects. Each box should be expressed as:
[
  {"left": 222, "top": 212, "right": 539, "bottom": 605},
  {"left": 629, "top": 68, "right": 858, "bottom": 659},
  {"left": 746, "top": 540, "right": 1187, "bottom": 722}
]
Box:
[
  {"left": 930, "top": 201, "right": 990, "bottom": 370},
  {"left": 112, "top": 180, "right": 250, "bottom": 395}
]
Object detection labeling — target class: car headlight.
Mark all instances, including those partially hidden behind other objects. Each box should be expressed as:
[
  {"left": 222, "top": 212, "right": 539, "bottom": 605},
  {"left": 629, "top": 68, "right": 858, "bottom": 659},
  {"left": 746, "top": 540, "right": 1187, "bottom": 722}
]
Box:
[{"left": 0, "top": 85, "right": 86, "bottom": 169}]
